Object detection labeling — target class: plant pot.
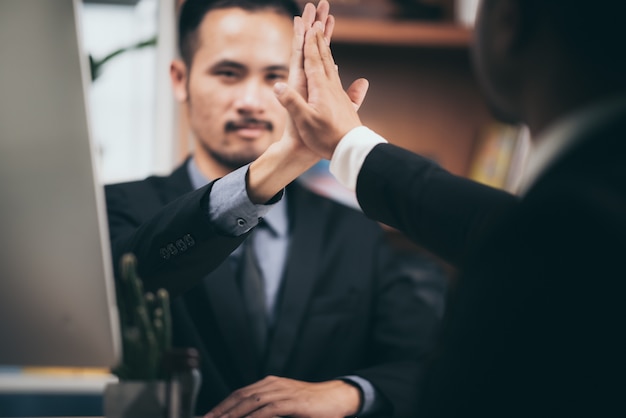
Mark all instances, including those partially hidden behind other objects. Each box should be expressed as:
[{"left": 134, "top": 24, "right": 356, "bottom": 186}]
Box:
[{"left": 103, "top": 380, "right": 168, "bottom": 418}]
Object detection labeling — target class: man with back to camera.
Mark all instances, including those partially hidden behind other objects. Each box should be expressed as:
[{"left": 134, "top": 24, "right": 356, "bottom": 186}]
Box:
[
  {"left": 270, "top": 0, "right": 626, "bottom": 416},
  {"left": 105, "top": 1, "right": 446, "bottom": 417}
]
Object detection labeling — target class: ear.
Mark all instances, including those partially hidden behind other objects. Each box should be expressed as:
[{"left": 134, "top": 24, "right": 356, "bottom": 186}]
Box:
[{"left": 170, "top": 59, "right": 188, "bottom": 103}]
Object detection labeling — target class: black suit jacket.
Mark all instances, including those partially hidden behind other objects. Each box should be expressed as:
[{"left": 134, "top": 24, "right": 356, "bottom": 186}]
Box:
[
  {"left": 355, "top": 111, "right": 626, "bottom": 417},
  {"left": 105, "top": 162, "right": 445, "bottom": 417}
]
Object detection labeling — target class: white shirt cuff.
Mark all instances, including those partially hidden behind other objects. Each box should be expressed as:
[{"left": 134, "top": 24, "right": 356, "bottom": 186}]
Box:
[{"left": 329, "top": 126, "right": 387, "bottom": 191}]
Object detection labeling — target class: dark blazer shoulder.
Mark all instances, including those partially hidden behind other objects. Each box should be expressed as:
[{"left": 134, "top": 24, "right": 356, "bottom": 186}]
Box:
[
  {"left": 105, "top": 160, "right": 246, "bottom": 295},
  {"left": 105, "top": 161, "right": 193, "bottom": 209}
]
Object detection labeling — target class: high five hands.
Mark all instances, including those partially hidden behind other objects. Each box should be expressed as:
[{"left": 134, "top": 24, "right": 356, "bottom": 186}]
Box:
[
  {"left": 274, "top": 5, "right": 369, "bottom": 160},
  {"left": 245, "top": 0, "right": 366, "bottom": 204}
]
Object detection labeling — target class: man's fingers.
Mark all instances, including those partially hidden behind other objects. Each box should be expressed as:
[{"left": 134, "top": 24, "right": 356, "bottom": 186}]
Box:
[
  {"left": 204, "top": 378, "right": 282, "bottom": 418},
  {"left": 290, "top": 2, "right": 332, "bottom": 99},
  {"left": 324, "top": 14, "right": 335, "bottom": 45},
  {"left": 292, "top": 16, "right": 304, "bottom": 56},
  {"left": 302, "top": 26, "right": 328, "bottom": 98},
  {"left": 314, "top": 0, "right": 331, "bottom": 44},
  {"left": 274, "top": 82, "right": 309, "bottom": 117},
  {"left": 207, "top": 391, "right": 272, "bottom": 418},
  {"left": 293, "top": 16, "right": 304, "bottom": 43},
  {"left": 347, "top": 78, "right": 370, "bottom": 111},
  {"left": 290, "top": 16, "right": 305, "bottom": 73},
  {"left": 313, "top": 22, "right": 338, "bottom": 80},
  {"left": 251, "top": 399, "right": 296, "bottom": 418},
  {"left": 301, "top": 2, "right": 316, "bottom": 28},
  {"left": 314, "top": 0, "right": 330, "bottom": 24},
  {"left": 206, "top": 376, "right": 296, "bottom": 418}
]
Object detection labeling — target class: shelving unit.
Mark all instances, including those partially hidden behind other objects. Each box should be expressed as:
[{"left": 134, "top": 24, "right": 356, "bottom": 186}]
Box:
[
  {"left": 332, "top": 17, "right": 472, "bottom": 47},
  {"left": 330, "top": 18, "right": 491, "bottom": 177}
]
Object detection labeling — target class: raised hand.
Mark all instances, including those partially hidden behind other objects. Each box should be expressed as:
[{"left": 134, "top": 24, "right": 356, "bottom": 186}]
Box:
[
  {"left": 245, "top": 1, "right": 343, "bottom": 203},
  {"left": 279, "top": 0, "right": 334, "bottom": 156},
  {"left": 203, "top": 375, "right": 360, "bottom": 418},
  {"left": 290, "top": 1, "right": 334, "bottom": 100},
  {"left": 274, "top": 22, "right": 368, "bottom": 160}
]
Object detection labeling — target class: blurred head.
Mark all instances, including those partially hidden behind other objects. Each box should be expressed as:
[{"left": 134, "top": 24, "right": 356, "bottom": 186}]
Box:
[
  {"left": 170, "top": 0, "right": 300, "bottom": 178},
  {"left": 471, "top": 0, "right": 522, "bottom": 125},
  {"left": 471, "top": 0, "right": 626, "bottom": 133}
]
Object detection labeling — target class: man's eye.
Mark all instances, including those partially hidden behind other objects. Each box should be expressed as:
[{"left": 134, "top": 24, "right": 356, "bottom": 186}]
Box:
[
  {"left": 267, "top": 73, "right": 287, "bottom": 82},
  {"left": 216, "top": 70, "right": 238, "bottom": 78}
]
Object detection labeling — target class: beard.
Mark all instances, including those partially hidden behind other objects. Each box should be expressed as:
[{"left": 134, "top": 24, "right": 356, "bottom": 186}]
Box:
[
  {"left": 201, "top": 143, "right": 262, "bottom": 171},
  {"left": 201, "top": 118, "right": 275, "bottom": 170},
  {"left": 192, "top": 116, "right": 277, "bottom": 171}
]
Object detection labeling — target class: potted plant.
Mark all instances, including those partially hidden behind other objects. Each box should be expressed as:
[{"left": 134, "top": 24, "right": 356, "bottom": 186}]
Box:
[{"left": 103, "top": 253, "right": 172, "bottom": 418}]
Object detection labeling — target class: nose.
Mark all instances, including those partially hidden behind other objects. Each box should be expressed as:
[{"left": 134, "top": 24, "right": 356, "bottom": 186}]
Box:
[{"left": 234, "top": 78, "right": 268, "bottom": 115}]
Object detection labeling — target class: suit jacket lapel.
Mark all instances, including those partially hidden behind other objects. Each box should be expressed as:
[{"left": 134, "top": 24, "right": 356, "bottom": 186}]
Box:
[
  {"left": 264, "top": 183, "right": 329, "bottom": 375},
  {"left": 166, "top": 159, "right": 260, "bottom": 383},
  {"left": 203, "top": 258, "right": 262, "bottom": 383},
  {"left": 161, "top": 159, "right": 197, "bottom": 201},
  {"left": 165, "top": 166, "right": 332, "bottom": 380}
]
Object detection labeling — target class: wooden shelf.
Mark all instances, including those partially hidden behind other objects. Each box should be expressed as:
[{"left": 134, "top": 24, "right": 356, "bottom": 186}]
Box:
[{"left": 332, "top": 17, "right": 472, "bottom": 47}]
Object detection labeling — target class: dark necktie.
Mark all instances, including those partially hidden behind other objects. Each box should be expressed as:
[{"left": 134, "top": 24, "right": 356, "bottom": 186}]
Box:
[{"left": 238, "top": 228, "right": 267, "bottom": 359}]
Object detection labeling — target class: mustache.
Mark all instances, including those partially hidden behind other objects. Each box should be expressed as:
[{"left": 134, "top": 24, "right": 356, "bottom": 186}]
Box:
[{"left": 225, "top": 118, "right": 273, "bottom": 132}]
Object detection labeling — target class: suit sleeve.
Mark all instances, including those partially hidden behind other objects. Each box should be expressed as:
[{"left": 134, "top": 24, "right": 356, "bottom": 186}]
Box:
[
  {"left": 105, "top": 180, "right": 247, "bottom": 297},
  {"left": 356, "top": 143, "right": 519, "bottom": 267},
  {"left": 353, "top": 236, "right": 447, "bottom": 417}
]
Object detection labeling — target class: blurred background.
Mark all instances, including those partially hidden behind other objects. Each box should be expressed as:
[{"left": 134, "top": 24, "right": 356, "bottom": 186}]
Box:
[
  {"left": 82, "top": 0, "right": 527, "bottom": 203},
  {"left": 1, "top": 0, "right": 532, "bottom": 416}
]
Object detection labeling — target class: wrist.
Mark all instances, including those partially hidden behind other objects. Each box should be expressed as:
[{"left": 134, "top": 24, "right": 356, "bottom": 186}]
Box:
[
  {"left": 247, "top": 140, "right": 318, "bottom": 204},
  {"left": 331, "top": 379, "right": 362, "bottom": 417}
]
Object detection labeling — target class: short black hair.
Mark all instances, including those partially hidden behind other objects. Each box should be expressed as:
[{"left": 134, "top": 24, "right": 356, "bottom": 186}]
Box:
[{"left": 178, "top": 0, "right": 301, "bottom": 67}]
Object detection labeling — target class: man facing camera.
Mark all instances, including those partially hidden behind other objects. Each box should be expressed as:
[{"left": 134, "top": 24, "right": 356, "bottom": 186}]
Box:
[{"left": 105, "top": 1, "right": 446, "bottom": 417}]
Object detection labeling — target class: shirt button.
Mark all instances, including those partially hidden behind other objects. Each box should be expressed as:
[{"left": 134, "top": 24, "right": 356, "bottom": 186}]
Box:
[{"left": 237, "top": 218, "right": 246, "bottom": 227}]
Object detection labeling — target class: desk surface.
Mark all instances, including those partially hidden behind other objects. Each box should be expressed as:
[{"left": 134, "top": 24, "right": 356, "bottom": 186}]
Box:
[{"left": 0, "top": 371, "right": 116, "bottom": 394}]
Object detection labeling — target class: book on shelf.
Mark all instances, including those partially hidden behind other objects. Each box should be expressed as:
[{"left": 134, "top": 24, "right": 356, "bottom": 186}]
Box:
[{"left": 468, "top": 122, "right": 531, "bottom": 194}]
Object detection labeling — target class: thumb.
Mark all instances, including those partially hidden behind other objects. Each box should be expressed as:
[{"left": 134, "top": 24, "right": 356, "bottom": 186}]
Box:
[
  {"left": 274, "top": 82, "right": 309, "bottom": 117},
  {"left": 346, "top": 78, "right": 369, "bottom": 111}
]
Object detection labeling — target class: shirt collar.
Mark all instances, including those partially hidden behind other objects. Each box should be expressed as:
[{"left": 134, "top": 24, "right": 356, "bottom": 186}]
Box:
[
  {"left": 187, "top": 156, "right": 210, "bottom": 189},
  {"left": 258, "top": 203, "right": 288, "bottom": 238},
  {"left": 186, "top": 156, "right": 289, "bottom": 237},
  {"left": 518, "top": 95, "right": 626, "bottom": 195}
]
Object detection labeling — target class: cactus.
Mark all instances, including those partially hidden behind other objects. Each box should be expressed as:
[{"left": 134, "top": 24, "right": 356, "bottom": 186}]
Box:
[{"left": 112, "top": 253, "right": 172, "bottom": 380}]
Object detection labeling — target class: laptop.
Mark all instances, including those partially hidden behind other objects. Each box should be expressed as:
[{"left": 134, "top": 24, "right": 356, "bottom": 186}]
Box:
[{"left": 0, "top": 0, "right": 121, "bottom": 368}]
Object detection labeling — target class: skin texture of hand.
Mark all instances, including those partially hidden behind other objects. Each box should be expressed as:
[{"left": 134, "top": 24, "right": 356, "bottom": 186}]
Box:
[
  {"left": 246, "top": 1, "right": 334, "bottom": 204},
  {"left": 274, "top": 23, "right": 368, "bottom": 160},
  {"left": 278, "top": 1, "right": 333, "bottom": 159},
  {"left": 291, "top": 1, "right": 334, "bottom": 99},
  {"left": 203, "top": 375, "right": 361, "bottom": 418}
]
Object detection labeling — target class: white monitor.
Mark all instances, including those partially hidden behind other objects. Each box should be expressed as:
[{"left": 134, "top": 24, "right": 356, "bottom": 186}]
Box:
[{"left": 0, "top": 0, "right": 121, "bottom": 368}]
